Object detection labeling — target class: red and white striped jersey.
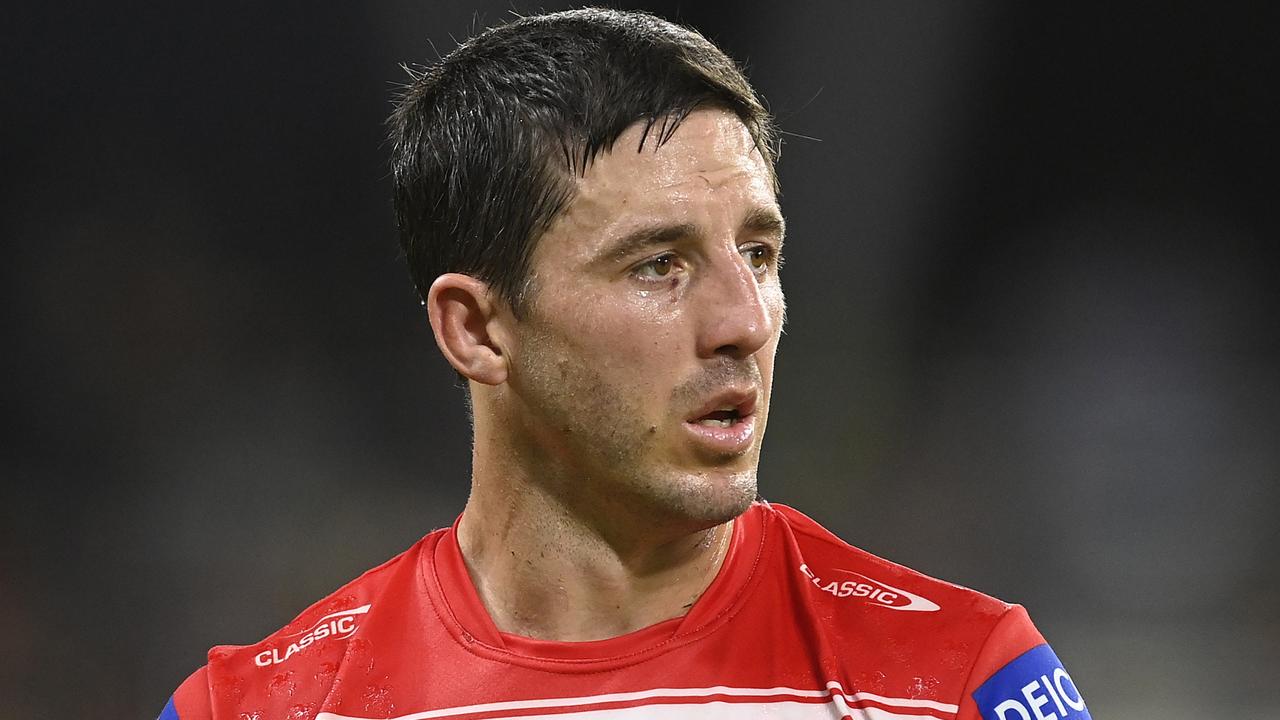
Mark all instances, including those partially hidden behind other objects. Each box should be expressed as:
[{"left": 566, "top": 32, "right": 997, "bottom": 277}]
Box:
[{"left": 161, "top": 502, "right": 1090, "bottom": 720}]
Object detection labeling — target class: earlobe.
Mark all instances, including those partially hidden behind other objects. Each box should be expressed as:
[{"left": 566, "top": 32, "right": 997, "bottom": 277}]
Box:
[{"left": 426, "top": 274, "right": 509, "bottom": 385}]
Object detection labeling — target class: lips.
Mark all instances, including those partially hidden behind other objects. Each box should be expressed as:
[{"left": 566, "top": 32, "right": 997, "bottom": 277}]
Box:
[
  {"left": 686, "top": 389, "right": 757, "bottom": 424},
  {"left": 683, "top": 388, "right": 758, "bottom": 454}
]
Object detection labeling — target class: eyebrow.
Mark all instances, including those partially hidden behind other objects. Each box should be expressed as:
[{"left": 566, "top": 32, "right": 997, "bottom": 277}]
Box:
[
  {"left": 601, "top": 206, "right": 786, "bottom": 264},
  {"left": 604, "top": 222, "right": 700, "bottom": 263},
  {"left": 741, "top": 206, "right": 787, "bottom": 244}
]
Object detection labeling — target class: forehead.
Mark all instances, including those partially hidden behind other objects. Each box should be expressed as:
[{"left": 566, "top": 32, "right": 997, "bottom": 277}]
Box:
[{"left": 541, "top": 109, "right": 778, "bottom": 259}]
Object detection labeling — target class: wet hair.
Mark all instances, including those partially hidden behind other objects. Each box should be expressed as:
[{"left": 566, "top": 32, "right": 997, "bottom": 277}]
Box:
[{"left": 388, "top": 7, "right": 778, "bottom": 316}]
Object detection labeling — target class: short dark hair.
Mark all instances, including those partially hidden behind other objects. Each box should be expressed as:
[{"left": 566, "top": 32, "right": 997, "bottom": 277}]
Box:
[{"left": 388, "top": 8, "right": 778, "bottom": 315}]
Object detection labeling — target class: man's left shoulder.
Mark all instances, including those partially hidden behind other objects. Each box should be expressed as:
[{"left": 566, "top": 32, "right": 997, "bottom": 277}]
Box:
[
  {"left": 766, "top": 501, "right": 1011, "bottom": 628},
  {"left": 761, "top": 502, "right": 1092, "bottom": 719}
]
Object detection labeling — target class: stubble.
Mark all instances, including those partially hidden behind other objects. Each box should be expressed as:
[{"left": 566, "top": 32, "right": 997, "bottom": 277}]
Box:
[{"left": 511, "top": 321, "right": 760, "bottom": 530}]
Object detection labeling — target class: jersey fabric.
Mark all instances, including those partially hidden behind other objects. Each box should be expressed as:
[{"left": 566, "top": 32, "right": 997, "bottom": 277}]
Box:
[{"left": 161, "top": 502, "right": 1090, "bottom": 720}]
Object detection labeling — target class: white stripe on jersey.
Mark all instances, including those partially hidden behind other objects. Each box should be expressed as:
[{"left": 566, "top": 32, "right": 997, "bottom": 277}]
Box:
[
  {"left": 833, "top": 683, "right": 961, "bottom": 714},
  {"left": 316, "top": 684, "right": 958, "bottom": 720}
]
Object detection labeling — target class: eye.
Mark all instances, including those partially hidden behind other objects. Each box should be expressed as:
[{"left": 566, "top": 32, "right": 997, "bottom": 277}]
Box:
[
  {"left": 634, "top": 253, "right": 677, "bottom": 281},
  {"left": 741, "top": 245, "right": 771, "bottom": 273}
]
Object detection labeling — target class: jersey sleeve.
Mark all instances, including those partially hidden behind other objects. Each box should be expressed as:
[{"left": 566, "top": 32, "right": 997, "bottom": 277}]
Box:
[
  {"left": 956, "top": 605, "right": 1092, "bottom": 720},
  {"left": 157, "top": 666, "right": 213, "bottom": 720}
]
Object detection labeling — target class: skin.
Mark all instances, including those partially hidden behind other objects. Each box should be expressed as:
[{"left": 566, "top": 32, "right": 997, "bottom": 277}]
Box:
[{"left": 427, "top": 108, "right": 786, "bottom": 641}]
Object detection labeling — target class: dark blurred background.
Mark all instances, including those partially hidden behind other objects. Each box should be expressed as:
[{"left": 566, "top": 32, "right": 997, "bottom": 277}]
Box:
[{"left": 3, "top": 2, "right": 1277, "bottom": 718}]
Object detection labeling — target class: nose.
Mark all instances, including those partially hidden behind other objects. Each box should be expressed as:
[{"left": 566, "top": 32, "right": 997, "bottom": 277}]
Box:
[{"left": 695, "top": 248, "right": 777, "bottom": 360}]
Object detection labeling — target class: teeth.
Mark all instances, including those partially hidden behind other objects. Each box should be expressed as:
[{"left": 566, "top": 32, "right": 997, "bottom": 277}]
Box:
[{"left": 698, "top": 417, "right": 734, "bottom": 428}]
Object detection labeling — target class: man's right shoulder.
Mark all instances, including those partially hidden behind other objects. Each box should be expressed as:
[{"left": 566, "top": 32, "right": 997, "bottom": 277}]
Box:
[{"left": 161, "top": 527, "right": 447, "bottom": 720}]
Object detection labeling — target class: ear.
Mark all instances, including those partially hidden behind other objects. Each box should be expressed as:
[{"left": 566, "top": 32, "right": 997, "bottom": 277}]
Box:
[{"left": 426, "top": 273, "right": 510, "bottom": 385}]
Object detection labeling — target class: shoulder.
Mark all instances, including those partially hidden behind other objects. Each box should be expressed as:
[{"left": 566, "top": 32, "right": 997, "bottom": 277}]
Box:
[
  {"left": 764, "top": 501, "right": 1012, "bottom": 621},
  {"left": 759, "top": 503, "right": 1086, "bottom": 719},
  {"left": 165, "top": 528, "right": 446, "bottom": 720}
]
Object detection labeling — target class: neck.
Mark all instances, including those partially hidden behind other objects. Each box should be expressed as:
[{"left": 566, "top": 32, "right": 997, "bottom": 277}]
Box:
[{"left": 457, "top": 410, "right": 735, "bottom": 641}]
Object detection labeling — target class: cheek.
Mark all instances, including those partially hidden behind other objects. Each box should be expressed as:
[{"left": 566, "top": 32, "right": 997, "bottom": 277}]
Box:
[
  {"left": 764, "top": 282, "right": 786, "bottom": 321},
  {"left": 594, "top": 322, "right": 683, "bottom": 378},
  {"left": 574, "top": 297, "right": 688, "bottom": 364},
  {"left": 533, "top": 281, "right": 695, "bottom": 388},
  {"left": 759, "top": 285, "right": 786, "bottom": 375}
]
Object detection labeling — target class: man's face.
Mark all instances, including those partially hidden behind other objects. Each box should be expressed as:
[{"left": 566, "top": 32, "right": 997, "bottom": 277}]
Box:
[{"left": 503, "top": 108, "right": 785, "bottom": 530}]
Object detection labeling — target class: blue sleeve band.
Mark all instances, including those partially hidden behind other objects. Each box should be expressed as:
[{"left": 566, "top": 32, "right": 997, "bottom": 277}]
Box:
[{"left": 972, "top": 643, "right": 1091, "bottom": 720}]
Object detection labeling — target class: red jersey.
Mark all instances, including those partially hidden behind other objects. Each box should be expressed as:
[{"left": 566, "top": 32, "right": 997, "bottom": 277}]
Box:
[{"left": 161, "top": 502, "right": 1090, "bottom": 720}]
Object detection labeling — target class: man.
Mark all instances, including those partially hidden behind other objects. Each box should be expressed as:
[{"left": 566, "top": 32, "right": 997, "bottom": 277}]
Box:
[{"left": 160, "top": 9, "right": 1089, "bottom": 720}]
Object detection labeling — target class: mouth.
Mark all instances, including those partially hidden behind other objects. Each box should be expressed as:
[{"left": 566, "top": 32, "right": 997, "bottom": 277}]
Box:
[
  {"left": 692, "top": 409, "right": 744, "bottom": 428},
  {"left": 683, "top": 390, "right": 758, "bottom": 454},
  {"left": 686, "top": 389, "right": 757, "bottom": 425}
]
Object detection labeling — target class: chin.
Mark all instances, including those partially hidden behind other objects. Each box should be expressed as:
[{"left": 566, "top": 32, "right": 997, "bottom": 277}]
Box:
[{"left": 645, "top": 467, "right": 758, "bottom": 529}]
